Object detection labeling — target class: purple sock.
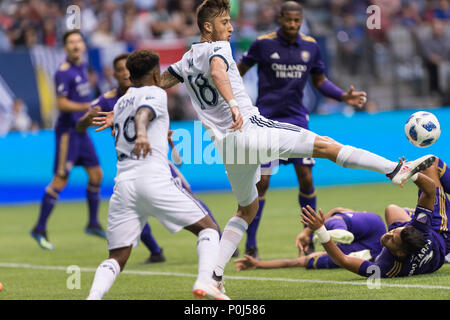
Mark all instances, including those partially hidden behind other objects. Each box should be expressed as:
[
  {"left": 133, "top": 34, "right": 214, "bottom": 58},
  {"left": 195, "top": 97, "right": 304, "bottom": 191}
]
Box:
[
  {"left": 140, "top": 223, "right": 162, "bottom": 254},
  {"left": 197, "top": 198, "right": 222, "bottom": 237},
  {"left": 299, "top": 188, "right": 316, "bottom": 232},
  {"left": 298, "top": 188, "right": 317, "bottom": 211},
  {"left": 33, "top": 187, "right": 60, "bottom": 233},
  {"left": 438, "top": 158, "right": 450, "bottom": 194},
  {"left": 246, "top": 198, "right": 265, "bottom": 249},
  {"left": 87, "top": 183, "right": 100, "bottom": 227}
]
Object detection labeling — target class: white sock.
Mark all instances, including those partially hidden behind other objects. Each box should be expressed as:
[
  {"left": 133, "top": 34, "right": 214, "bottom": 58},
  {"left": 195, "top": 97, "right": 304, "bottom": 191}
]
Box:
[
  {"left": 86, "top": 258, "right": 120, "bottom": 300},
  {"left": 196, "top": 228, "right": 220, "bottom": 283},
  {"left": 214, "top": 216, "right": 248, "bottom": 278},
  {"left": 336, "top": 145, "right": 398, "bottom": 174}
]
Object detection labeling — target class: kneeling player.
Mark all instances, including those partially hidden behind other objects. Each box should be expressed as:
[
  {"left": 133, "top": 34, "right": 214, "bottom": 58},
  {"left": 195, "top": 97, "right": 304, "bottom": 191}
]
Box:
[
  {"left": 301, "top": 156, "right": 450, "bottom": 278},
  {"left": 234, "top": 208, "right": 386, "bottom": 271},
  {"left": 86, "top": 50, "right": 228, "bottom": 300}
]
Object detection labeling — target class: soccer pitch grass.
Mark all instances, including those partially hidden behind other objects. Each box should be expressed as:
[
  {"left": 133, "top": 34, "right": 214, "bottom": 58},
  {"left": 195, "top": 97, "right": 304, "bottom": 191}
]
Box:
[{"left": 1, "top": 182, "right": 449, "bottom": 300}]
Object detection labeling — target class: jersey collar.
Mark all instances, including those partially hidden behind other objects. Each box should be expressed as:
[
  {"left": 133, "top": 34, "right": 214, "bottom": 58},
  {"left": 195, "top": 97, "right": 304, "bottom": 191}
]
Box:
[{"left": 276, "top": 28, "right": 301, "bottom": 46}]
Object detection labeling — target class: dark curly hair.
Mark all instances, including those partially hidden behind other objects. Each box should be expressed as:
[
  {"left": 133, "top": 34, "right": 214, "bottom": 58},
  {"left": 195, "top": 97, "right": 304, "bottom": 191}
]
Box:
[
  {"left": 196, "top": 0, "right": 230, "bottom": 33},
  {"left": 126, "top": 50, "right": 159, "bottom": 82},
  {"left": 400, "top": 226, "right": 427, "bottom": 255}
]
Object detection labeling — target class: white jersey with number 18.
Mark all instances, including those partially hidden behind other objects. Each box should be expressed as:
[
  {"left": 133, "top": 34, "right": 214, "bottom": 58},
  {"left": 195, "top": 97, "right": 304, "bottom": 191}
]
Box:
[{"left": 168, "top": 41, "right": 259, "bottom": 139}]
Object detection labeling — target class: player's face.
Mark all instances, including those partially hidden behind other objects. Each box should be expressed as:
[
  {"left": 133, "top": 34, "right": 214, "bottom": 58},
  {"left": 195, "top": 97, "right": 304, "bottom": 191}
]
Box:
[
  {"left": 114, "top": 59, "right": 131, "bottom": 88},
  {"left": 380, "top": 227, "right": 404, "bottom": 254},
  {"left": 279, "top": 10, "right": 302, "bottom": 38},
  {"left": 65, "top": 33, "right": 86, "bottom": 61},
  {"left": 211, "top": 13, "right": 233, "bottom": 42}
]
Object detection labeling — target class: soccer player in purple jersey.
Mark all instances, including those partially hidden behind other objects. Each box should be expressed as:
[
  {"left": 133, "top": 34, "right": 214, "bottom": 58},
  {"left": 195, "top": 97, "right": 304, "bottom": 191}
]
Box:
[
  {"left": 30, "top": 30, "right": 105, "bottom": 250},
  {"left": 233, "top": 208, "right": 386, "bottom": 271},
  {"left": 237, "top": 1, "right": 368, "bottom": 258},
  {"left": 302, "top": 156, "right": 450, "bottom": 278}
]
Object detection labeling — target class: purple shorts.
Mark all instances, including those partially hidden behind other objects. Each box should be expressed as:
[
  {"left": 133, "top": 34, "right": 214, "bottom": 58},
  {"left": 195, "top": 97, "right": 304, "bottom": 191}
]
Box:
[{"left": 53, "top": 129, "right": 100, "bottom": 177}]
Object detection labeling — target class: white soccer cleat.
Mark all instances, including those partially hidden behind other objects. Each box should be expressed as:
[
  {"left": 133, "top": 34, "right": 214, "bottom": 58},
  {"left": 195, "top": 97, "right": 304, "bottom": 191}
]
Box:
[
  {"left": 313, "top": 229, "right": 354, "bottom": 246},
  {"left": 192, "top": 280, "right": 231, "bottom": 300},
  {"left": 348, "top": 249, "right": 372, "bottom": 260},
  {"left": 388, "top": 155, "right": 436, "bottom": 185}
]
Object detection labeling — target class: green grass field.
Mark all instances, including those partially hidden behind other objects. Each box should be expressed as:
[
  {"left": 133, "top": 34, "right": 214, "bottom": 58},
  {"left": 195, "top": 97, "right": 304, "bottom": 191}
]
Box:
[{"left": 1, "top": 182, "right": 450, "bottom": 300}]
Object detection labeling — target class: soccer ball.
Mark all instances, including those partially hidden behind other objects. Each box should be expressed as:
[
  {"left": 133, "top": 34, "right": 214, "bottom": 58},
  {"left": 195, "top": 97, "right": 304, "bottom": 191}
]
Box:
[{"left": 404, "top": 111, "right": 441, "bottom": 147}]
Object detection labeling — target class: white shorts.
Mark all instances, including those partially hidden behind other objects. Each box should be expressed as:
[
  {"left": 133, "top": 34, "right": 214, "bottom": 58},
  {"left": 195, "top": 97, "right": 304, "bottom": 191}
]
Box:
[
  {"left": 217, "top": 115, "right": 317, "bottom": 207},
  {"left": 107, "top": 174, "right": 209, "bottom": 250}
]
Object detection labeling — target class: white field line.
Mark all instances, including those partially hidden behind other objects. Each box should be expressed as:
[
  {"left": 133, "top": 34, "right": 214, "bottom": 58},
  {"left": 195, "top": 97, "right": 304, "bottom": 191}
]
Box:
[{"left": 1, "top": 262, "right": 450, "bottom": 290}]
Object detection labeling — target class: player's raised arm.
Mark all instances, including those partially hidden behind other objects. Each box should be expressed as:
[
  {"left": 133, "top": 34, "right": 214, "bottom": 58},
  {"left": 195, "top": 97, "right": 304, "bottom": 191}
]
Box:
[
  {"left": 133, "top": 107, "right": 154, "bottom": 159},
  {"left": 159, "top": 70, "right": 181, "bottom": 90},
  {"left": 311, "top": 74, "right": 367, "bottom": 109},
  {"left": 210, "top": 57, "right": 243, "bottom": 131},
  {"left": 301, "top": 205, "right": 365, "bottom": 275}
]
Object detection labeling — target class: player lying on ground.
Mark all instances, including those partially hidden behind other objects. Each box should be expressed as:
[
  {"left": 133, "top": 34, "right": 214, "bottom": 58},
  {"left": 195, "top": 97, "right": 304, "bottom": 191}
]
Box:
[
  {"left": 233, "top": 208, "right": 386, "bottom": 271},
  {"left": 237, "top": 1, "right": 367, "bottom": 259},
  {"left": 86, "top": 50, "right": 229, "bottom": 300},
  {"left": 156, "top": 0, "right": 438, "bottom": 298},
  {"left": 301, "top": 156, "right": 450, "bottom": 278}
]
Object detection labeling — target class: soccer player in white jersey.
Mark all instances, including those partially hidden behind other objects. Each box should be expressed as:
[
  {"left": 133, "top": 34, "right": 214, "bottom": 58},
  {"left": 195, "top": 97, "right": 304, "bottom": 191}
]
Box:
[
  {"left": 86, "top": 50, "right": 229, "bottom": 300},
  {"left": 158, "top": 0, "right": 435, "bottom": 298}
]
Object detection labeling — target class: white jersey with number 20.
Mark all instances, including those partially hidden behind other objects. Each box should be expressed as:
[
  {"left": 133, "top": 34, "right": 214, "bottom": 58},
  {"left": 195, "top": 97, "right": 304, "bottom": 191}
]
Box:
[{"left": 113, "top": 85, "right": 169, "bottom": 182}]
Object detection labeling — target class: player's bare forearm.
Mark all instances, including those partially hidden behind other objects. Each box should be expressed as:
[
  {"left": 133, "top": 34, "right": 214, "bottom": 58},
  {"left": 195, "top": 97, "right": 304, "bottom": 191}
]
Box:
[
  {"left": 76, "top": 106, "right": 101, "bottom": 132},
  {"left": 210, "top": 58, "right": 235, "bottom": 101},
  {"left": 133, "top": 107, "right": 154, "bottom": 159},
  {"left": 321, "top": 240, "right": 364, "bottom": 274},
  {"left": 237, "top": 62, "right": 251, "bottom": 77},
  {"left": 57, "top": 97, "right": 90, "bottom": 112},
  {"left": 414, "top": 173, "right": 436, "bottom": 210},
  {"left": 257, "top": 258, "right": 306, "bottom": 269},
  {"left": 159, "top": 70, "right": 180, "bottom": 90}
]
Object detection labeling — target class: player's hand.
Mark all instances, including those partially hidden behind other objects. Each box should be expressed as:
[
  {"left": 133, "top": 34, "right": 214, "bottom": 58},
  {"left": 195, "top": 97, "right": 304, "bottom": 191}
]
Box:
[
  {"left": 133, "top": 135, "right": 152, "bottom": 159},
  {"left": 93, "top": 111, "right": 114, "bottom": 132},
  {"left": 76, "top": 106, "right": 101, "bottom": 132},
  {"left": 341, "top": 85, "right": 367, "bottom": 109},
  {"left": 233, "top": 254, "right": 258, "bottom": 271},
  {"left": 295, "top": 230, "right": 311, "bottom": 254},
  {"left": 301, "top": 205, "right": 325, "bottom": 231},
  {"left": 229, "top": 106, "right": 243, "bottom": 131}
]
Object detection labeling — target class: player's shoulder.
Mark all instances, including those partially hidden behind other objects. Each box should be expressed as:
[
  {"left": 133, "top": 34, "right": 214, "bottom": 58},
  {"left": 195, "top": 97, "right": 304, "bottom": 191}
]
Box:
[
  {"left": 103, "top": 88, "right": 117, "bottom": 99},
  {"left": 58, "top": 61, "right": 71, "bottom": 72},
  {"left": 256, "top": 32, "right": 277, "bottom": 41},
  {"left": 300, "top": 33, "right": 317, "bottom": 43}
]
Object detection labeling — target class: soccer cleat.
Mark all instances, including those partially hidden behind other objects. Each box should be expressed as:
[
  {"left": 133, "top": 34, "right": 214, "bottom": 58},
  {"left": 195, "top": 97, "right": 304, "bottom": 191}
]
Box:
[
  {"left": 85, "top": 225, "right": 107, "bottom": 239},
  {"left": 388, "top": 155, "right": 436, "bottom": 185},
  {"left": 30, "top": 230, "right": 55, "bottom": 250},
  {"left": 140, "top": 249, "right": 166, "bottom": 264},
  {"left": 213, "top": 278, "right": 226, "bottom": 294},
  {"left": 192, "top": 280, "right": 230, "bottom": 300},
  {"left": 313, "top": 229, "right": 355, "bottom": 246},
  {"left": 245, "top": 246, "right": 259, "bottom": 260}
]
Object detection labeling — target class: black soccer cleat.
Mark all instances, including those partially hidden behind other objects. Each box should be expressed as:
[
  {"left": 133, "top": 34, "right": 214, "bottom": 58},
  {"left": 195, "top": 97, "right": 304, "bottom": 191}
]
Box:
[
  {"left": 140, "top": 249, "right": 166, "bottom": 264},
  {"left": 245, "top": 246, "right": 259, "bottom": 260}
]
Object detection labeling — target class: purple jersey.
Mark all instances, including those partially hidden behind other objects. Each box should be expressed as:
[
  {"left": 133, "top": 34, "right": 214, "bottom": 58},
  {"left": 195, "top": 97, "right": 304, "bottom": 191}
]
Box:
[
  {"left": 240, "top": 29, "right": 325, "bottom": 128},
  {"left": 307, "top": 211, "right": 386, "bottom": 269},
  {"left": 358, "top": 206, "right": 447, "bottom": 278},
  {"left": 54, "top": 60, "right": 91, "bottom": 131},
  {"left": 91, "top": 88, "right": 122, "bottom": 112}
]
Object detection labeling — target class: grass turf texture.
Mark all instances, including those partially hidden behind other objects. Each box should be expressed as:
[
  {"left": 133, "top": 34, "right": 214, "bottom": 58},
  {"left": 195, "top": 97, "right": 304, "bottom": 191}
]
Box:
[{"left": 1, "top": 183, "right": 449, "bottom": 300}]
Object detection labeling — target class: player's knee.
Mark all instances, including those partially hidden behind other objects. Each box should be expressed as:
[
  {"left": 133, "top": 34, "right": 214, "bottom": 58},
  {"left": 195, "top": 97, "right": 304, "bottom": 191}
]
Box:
[
  {"left": 385, "top": 204, "right": 400, "bottom": 221},
  {"left": 52, "top": 175, "right": 69, "bottom": 190},
  {"left": 88, "top": 167, "right": 103, "bottom": 185}
]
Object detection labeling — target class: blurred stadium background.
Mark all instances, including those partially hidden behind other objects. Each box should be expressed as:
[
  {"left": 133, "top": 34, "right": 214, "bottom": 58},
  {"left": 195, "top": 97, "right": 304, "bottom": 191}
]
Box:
[{"left": 0, "top": 0, "right": 449, "bottom": 204}]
